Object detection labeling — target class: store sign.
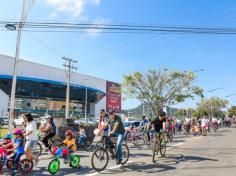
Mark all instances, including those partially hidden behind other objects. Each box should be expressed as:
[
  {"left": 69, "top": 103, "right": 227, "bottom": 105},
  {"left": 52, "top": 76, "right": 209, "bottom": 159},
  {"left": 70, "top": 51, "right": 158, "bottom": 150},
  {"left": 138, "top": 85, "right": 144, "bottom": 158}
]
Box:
[{"left": 106, "top": 81, "right": 121, "bottom": 113}]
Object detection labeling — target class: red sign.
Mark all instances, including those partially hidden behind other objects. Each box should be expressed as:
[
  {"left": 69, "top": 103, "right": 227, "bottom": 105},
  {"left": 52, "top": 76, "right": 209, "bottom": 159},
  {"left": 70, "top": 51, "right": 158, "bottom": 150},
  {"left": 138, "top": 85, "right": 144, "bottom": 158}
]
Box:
[{"left": 106, "top": 81, "right": 121, "bottom": 113}]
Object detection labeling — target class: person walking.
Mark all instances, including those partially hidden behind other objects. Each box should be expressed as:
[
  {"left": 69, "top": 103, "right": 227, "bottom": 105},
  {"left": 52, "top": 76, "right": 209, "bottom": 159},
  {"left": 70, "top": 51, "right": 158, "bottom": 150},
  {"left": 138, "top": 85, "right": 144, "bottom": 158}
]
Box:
[{"left": 23, "top": 113, "right": 38, "bottom": 161}]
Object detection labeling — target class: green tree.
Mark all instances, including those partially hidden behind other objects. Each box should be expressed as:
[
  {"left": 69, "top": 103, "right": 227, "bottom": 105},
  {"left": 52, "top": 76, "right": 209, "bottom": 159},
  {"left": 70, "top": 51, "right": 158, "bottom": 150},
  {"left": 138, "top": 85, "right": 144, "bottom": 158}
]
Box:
[
  {"left": 123, "top": 69, "right": 203, "bottom": 115},
  {"left": 228, "top": 107, "right": 236, "bottom": 117},
  {"left": 196, "top": 97, "right": 229, "bottom": 117},
  {"left": 174, "top": 109, "right": 186, "bottom": 118}
]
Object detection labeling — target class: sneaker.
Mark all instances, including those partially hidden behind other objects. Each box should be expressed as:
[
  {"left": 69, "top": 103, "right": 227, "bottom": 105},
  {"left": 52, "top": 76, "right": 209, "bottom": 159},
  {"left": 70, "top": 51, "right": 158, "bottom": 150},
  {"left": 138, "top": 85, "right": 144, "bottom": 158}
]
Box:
[
  {"left": 116, "top": 159, "right": 122, "bottom": 165},
  {"left": 34, "top": 158, "right": 39, "bottom": 167}
]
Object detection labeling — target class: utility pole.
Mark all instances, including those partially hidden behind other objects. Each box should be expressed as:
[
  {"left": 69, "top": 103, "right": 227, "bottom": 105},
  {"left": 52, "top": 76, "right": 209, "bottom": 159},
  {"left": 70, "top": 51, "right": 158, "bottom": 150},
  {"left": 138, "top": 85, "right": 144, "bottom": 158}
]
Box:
[
  {"left": 7, "top": 0, "right": 35, "bottom": 133},
  {"left": 62, "top": 57, "right": 77, "bottom": 119}
]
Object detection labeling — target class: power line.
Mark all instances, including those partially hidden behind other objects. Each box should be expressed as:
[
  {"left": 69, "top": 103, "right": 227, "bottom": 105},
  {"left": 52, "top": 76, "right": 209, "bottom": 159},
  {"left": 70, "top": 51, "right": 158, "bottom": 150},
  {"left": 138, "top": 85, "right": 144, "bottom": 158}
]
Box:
[{"left": 2, "top": 20, "right": 236, "bottom": 34}]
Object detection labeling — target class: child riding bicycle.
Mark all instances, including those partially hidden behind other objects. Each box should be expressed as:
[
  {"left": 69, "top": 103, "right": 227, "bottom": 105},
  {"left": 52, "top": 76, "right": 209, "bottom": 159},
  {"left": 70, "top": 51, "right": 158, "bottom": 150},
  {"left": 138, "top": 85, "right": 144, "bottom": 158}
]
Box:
[{"left": 6, "top": 129, "right": 25, "bottom": 174}]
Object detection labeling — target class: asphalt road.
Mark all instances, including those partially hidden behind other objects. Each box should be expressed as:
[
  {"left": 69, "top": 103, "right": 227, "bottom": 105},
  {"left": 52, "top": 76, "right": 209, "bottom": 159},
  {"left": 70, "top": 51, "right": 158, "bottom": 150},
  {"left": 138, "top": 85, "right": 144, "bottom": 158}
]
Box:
[{"left": 2, "top": 126, "right": 236, "bottom": 176}]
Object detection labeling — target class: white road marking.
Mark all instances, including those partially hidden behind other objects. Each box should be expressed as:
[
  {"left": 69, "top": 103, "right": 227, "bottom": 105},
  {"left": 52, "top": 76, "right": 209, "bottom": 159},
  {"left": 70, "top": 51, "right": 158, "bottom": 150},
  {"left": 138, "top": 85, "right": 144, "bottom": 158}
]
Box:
[{"left": 86, "top": 161, "right": 134, "bottom": 176}]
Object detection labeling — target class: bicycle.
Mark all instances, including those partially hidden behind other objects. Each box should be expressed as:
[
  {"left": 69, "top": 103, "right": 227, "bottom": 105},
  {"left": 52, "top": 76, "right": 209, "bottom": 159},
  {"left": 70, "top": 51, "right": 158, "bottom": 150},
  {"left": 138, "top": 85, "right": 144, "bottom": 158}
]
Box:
[
  {"left": 152, "top": 131, "right": 167, "bottom": 163},
  {"left": 5, "top": 152, "right": 34, "bottom": 175},
  {"left": 125, "top": 129, "right": 146, "bottom": 149},
  {"left": 75, "top": 133, "right": 92, "bottom": 151},
  {"left": 91, "top": 134, "right": 129, "bottom": 172},
  {"left": 48, "top": 146, "right": 81, "bottom": 175},
  {"left": 33, "top": 132, "right": 63, "bottom": 158}
]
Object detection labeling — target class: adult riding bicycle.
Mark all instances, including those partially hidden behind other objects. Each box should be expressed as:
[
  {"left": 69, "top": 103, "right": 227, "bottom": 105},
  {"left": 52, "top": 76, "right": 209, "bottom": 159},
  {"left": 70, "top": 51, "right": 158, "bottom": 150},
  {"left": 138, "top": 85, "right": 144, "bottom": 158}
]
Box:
[{"left": 91, "top": 133, "right": 129, "bottom": 171}]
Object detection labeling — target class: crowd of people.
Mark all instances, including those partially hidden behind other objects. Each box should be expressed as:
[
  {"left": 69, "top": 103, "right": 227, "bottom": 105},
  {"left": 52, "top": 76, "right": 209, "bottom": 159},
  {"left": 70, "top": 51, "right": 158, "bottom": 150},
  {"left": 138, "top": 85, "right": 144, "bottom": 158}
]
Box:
[{"left": 0, "top": 109, "right": 235, "bottom": 174}]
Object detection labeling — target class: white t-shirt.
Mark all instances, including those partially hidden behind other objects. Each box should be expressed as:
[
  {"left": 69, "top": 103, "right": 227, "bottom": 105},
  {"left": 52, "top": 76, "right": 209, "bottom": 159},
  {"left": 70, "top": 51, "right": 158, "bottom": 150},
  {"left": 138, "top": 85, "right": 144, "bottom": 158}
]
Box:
[
  {"left": 185, "top": 118, "right": 190, "bottom": 124},
  {"left": 212, "top": 118, "right": 217, "bottom": 123},
  {"left": 201, "top": 119, "right": 207, "bottom": 127},
  {"left": 26, "top": 121, "right": 37, "bottom": 140}
]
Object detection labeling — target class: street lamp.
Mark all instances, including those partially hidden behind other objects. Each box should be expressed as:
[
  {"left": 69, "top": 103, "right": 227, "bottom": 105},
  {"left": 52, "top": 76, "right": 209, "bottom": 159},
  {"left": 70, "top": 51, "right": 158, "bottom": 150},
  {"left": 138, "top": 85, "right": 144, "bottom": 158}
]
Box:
[
  {"left": 5, "top": 24, "right": 17, "bottom": 31},
  {"left": 85, "top": 79, "right": 88, "bottom": 123},
  {"left": 6, "top": 0, "right": 35, "bottom": 133}
]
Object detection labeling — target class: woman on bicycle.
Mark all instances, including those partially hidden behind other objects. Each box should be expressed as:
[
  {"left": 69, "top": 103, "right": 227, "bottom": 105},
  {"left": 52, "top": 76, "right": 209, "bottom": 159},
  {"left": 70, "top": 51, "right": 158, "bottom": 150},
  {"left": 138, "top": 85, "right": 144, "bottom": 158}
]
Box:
[
  {"left": 23, "top": 113, "right": 37, "bottom": 161},
  {"left": 98, "top": 109, "right": 110, "bottom": 135},
  {"left": 40, "top": 116, "right": 56, "bottom": 149}
]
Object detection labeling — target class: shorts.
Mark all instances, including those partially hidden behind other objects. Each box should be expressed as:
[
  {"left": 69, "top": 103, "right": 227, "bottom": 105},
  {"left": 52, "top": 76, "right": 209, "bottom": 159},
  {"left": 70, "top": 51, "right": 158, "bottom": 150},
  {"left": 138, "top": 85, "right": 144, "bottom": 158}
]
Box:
[{"left": 25, "top": 140, "right": 38, "bottom": 150}]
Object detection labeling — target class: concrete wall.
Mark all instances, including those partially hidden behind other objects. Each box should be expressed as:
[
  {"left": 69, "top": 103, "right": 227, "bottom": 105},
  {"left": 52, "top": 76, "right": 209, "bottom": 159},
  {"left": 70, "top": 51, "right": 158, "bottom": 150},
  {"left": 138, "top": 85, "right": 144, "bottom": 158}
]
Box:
[{"left": 0, "top": 89, "right": 9, "bottom": 116}]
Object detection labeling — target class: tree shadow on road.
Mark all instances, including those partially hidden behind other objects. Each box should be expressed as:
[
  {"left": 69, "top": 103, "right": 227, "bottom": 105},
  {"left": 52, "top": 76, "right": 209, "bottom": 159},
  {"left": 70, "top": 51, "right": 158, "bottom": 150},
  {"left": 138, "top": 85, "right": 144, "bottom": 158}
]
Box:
[
  {"left": 32, "top": 165, "right": 95, "bottom": 176},
  {"left": 101, "top": 161, "right": 176, "bottom": 175}
]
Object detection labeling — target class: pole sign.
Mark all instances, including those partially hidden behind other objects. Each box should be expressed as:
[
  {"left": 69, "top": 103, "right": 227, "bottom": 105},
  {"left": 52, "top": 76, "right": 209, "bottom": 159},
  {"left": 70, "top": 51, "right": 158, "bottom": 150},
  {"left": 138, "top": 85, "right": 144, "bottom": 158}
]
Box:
[{"left": 106, "top": 81, "right": 121, "bottom": 113}]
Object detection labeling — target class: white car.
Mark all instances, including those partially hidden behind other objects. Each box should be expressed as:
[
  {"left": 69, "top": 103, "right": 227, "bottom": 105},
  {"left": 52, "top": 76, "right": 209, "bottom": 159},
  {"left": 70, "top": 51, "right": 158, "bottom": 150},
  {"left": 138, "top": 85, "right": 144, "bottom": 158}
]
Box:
[{"left": 13, "top": 114, "right": 25, "bottom": 126}]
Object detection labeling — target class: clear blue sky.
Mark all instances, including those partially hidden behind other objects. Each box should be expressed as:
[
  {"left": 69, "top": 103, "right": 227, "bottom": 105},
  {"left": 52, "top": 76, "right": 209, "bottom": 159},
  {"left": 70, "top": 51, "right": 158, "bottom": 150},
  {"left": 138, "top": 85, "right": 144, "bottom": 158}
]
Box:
[{"left": 1, "top": 0, "right": 236, "bottom": 109}]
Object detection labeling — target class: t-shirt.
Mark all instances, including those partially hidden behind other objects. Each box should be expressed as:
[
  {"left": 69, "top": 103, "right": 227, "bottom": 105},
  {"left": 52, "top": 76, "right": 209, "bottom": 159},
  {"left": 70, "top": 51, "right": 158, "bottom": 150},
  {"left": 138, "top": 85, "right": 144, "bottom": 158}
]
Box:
[
  {"left": 26, "top": 121, "right": 37, "bottom": 140},
  {"left": 141, "top": 119, "right": 149, "bottom": 127},
  {"left": 63, "top": 138, "right": 77, "bottom": 152},
  {"left": 79, "top": 129, "right": 86, "bottom": 138},
  {"left": 15, "top": 139, "right": 24, "bottom": 154},
  {"left": 3, "top": 140, "right": 13, "bottom": 155},
  {"left": 151, "top": 117, "right": 166, "bottom": 133},
  {"left": 201, "top": 119, "right": 207, "bottom": 127},
  {"left": 99, "top": 115, "right": 110, "bottom": 132},
  {"left": 185, "top": 118, "right": 191, "bottom": 124},
  {"left": 108, "top": 115, "right": 125, "bottom": 134}
]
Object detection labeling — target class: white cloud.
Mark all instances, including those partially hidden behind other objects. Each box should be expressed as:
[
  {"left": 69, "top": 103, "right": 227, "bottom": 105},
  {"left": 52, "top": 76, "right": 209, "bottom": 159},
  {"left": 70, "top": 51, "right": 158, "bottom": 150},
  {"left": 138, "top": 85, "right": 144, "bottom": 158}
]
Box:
[
  {"left": 45, "top": 0, "right": 100, "bottom": 17},
  {"left": 49, "top": 11, "right": 58, "bottom": 17},
  {"left": 86, "top": 17, "right": 110, "bottom": 36}
]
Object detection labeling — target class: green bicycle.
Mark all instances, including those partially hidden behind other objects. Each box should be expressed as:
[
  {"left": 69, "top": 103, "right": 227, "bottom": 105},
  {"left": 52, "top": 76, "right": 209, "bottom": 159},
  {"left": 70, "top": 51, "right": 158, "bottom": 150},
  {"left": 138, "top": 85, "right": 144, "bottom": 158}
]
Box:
[{"left": 48, "top": 146, "right": 81, "bottom": 175}]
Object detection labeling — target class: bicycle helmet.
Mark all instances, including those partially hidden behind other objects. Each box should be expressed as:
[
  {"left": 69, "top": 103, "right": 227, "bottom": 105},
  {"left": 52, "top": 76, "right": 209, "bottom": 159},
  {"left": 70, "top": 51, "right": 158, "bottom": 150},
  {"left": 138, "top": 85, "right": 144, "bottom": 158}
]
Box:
[
  {"left": 66, "top": 130, "right": 74, "bottom": 137},
  {"left": 3, "top": 134, "right": 12, "bottom": 139},
  {"left": 13, "top": 129, "right": 23, "bottom": 135}
]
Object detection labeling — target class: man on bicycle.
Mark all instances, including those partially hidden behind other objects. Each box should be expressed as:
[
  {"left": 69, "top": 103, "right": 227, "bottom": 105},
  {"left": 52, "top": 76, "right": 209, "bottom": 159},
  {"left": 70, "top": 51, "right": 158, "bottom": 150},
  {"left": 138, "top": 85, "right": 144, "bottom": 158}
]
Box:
[
  {"left": 151, "top": 111, "right": 166, "bottom": 141},
  {"left": 108, "top": 110, "right": 125, "bottom": 165}
]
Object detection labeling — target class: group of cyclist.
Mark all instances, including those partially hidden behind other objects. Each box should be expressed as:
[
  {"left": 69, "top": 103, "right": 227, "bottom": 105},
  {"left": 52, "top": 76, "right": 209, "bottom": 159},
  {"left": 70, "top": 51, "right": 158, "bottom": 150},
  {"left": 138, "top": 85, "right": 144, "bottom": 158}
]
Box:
[
  {"left": 1, "top": 108, "right": 234, "bottom": 174},
  {"left": 97, "top": 109, "right": 168, "bottom": 165}
]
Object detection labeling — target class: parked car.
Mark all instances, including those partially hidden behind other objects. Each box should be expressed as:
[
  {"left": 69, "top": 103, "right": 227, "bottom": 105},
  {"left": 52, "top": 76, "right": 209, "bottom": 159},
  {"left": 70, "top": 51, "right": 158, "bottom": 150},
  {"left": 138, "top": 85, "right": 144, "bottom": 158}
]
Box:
[
  {"left": 123, "top": 121, "right": 140, "bottom": 131},
  {"left": 13, "top": 113, "right": 39, "bottom": 127}
]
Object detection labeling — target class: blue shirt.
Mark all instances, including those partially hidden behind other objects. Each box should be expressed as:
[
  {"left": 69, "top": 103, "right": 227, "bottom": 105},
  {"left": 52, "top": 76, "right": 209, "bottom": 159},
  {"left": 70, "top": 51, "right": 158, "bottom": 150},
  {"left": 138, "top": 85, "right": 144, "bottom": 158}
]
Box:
[
  {"left": 141, "top": 119, "right": 149, "bottom": 127},
  {"left": 15, "top": 139, "right": 24, "bottom": 154}
]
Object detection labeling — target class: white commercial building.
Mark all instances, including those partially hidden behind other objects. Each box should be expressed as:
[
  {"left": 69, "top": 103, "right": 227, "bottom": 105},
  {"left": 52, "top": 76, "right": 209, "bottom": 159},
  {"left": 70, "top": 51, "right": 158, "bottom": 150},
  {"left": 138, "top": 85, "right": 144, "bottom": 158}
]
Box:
[{"left": 0, "top": 54, "right": 121, "bottom": 118}]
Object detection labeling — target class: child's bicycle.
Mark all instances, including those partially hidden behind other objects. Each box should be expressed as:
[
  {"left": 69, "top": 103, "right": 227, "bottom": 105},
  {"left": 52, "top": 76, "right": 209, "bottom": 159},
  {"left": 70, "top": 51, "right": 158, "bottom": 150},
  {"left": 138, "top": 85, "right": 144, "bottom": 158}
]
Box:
[
  {"left": 0, "top": 148, "right": 34, "bottom": 175},
  {"left": 48, "top": 145, "right": 81, "bottom": 175}
]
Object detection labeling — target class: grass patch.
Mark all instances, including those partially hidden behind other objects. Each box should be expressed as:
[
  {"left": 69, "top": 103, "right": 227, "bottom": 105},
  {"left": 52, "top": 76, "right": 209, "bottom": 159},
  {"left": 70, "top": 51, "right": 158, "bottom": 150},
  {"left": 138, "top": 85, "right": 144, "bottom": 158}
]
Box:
[{"left": 0, "top": 127, "right": 8, "bottom": 139}]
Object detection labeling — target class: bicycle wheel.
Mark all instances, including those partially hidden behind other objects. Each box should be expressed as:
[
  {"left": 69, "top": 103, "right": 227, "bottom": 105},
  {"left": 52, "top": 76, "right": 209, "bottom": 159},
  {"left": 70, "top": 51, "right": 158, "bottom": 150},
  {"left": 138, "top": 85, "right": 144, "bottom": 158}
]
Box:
[
  {"left": 69, "top": 155, "right": 80, "bottom": 168},
  {"left": 152, "top": 140, "right": 158, "bottom": 163},
  {"left": 121, "top": 144, "right": 129, "bottom": 165},
  {"left": 32, "top": 142, "right": 42, "bottom": 159},
  {"left": 48, "top": 158, "right": 60, "bottom": 175},
  {"left": 18, "top": 159, "right": 34, "bottom": 174},
  {"left": 84, "top": 141, "right": 92, "bottom": 151},
  {"left": 91, "top": 148, "right": 109, "bottom": 172},
  {"left": 160, "top": 139, "right": 166, "bottom": 157}
]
